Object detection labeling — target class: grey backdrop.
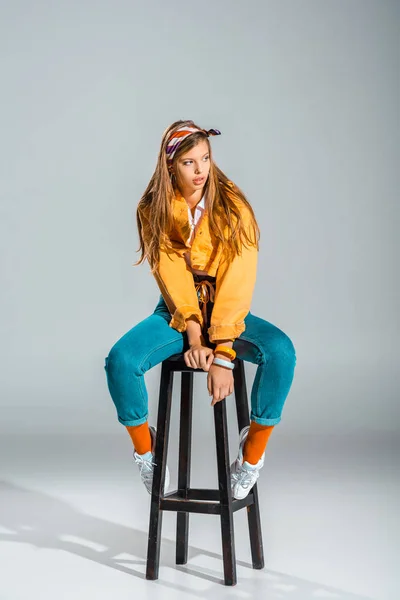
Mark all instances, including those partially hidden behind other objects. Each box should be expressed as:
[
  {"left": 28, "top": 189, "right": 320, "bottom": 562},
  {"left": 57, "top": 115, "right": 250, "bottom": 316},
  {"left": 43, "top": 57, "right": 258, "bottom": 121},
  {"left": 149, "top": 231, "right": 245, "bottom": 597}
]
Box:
[{"left": 1, "top": 0, "right": 398, "bottom": 438}]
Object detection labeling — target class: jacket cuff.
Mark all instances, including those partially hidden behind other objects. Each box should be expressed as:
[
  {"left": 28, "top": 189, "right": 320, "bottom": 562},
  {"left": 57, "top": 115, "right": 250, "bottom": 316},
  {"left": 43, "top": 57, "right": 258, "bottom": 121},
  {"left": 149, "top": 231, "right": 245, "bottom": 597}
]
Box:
[
  {"left": 169, "top": 305, "right": 204, "bottom": 333},
  {"left": 208, "top": 322, "right": 245, "bottom": 343}
]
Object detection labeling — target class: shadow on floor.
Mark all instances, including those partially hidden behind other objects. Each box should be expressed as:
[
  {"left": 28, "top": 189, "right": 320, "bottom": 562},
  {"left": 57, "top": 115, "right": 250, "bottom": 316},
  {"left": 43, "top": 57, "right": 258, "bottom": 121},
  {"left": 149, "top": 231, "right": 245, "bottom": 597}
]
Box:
[{"left": 0, "top": 479, "right": 374, "bottom": 599}]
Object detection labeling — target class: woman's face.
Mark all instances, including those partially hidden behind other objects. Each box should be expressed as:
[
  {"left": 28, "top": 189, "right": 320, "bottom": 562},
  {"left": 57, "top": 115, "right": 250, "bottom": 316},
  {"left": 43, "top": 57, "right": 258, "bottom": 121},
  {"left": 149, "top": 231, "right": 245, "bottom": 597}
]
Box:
[{"left": 173, "top": 139, "right": 211, "bottom": 194}]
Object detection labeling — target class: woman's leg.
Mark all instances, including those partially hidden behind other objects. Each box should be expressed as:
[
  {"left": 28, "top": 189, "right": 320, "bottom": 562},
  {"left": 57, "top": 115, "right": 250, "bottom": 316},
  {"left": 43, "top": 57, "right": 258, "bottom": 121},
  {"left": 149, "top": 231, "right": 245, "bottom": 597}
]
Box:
[
  {"left": 228, "top": 312, "right": 297, "bottom": 497},
  {"left": 104, "top": 294, "right": 187, "bottom": 428},
  {"left": 233, "top": 311, "right": 297, "bottom": 427},
  {"left": 224, "top": 311, "right": 297, "bottom": 498},
  {"left": 230, "top": 311, "right": 297, "bottom": 470}
]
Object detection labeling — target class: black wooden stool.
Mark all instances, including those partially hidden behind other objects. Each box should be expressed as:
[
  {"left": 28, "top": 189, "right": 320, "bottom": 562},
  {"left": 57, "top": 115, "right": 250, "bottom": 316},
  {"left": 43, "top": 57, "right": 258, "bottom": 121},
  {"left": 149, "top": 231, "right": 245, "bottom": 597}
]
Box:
[{"left": 145, "top": 354, "right": 264, "bottom": 586}]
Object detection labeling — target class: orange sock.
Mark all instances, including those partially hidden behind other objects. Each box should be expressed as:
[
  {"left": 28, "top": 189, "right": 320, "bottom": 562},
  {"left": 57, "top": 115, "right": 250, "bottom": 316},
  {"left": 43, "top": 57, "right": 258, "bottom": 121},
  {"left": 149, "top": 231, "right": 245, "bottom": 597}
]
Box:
[
  {"left": 126, "top": 421, "right": 152, "bottom": 455},
  {"left": 243, "top": 421, "right": 275, "bottom": 465}
]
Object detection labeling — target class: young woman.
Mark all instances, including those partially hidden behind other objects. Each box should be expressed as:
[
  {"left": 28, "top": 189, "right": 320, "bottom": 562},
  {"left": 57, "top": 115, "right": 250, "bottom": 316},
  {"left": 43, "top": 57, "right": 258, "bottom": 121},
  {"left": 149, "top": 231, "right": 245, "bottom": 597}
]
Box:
[{"left": 104, "top": 119, "right": 297, "bottom": 500}]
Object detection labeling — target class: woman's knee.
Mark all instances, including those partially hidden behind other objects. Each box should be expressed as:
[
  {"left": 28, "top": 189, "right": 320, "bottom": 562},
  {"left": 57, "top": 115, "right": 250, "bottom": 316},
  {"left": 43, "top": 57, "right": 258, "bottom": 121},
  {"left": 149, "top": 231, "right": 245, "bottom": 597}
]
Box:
[
  {"left": 104, "top": 343, "right": 143, "bottom": 378},
  {"left": 261, "top": 328, "right": 296, "bottom": 368},
  {"left": 277, "top": 330, "right": 296, "bottom": 365}
]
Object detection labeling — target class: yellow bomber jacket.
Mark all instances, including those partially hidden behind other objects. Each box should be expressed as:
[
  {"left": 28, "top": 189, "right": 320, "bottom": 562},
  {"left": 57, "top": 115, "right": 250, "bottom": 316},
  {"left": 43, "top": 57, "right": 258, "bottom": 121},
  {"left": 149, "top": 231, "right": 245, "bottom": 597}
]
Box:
[{"left": 140, "top": 186, "right": 258, "bottom": 343}]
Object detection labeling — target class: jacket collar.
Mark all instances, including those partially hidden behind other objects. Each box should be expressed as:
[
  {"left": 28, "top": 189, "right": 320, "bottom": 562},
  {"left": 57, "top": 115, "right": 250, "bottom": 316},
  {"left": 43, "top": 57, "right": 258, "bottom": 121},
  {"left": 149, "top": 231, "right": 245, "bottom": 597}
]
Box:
[{"left": 174, "top": 187, "right": 206, "bottom": 211}]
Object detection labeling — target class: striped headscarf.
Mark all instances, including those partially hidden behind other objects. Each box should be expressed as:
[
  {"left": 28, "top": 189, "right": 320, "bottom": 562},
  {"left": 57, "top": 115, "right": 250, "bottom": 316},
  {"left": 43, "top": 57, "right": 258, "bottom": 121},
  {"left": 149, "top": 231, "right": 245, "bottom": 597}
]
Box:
[{"left": 166, "top": 125, "right": 221, "bottom": 167}]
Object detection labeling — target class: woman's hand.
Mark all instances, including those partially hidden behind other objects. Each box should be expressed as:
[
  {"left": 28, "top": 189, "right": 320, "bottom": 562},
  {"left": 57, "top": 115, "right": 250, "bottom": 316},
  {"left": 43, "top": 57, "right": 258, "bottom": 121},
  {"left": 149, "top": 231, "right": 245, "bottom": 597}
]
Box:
[
  {"left": 183, "top": 341, "right": 215, "bottom": 371},
  {"left": 207, "top": 362, "right": 234, "bottom": 407}
]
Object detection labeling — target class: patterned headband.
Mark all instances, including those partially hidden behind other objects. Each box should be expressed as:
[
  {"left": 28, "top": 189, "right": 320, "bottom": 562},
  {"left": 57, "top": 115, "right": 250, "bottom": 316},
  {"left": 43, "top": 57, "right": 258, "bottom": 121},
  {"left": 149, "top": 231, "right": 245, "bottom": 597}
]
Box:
[{"left": 166, "top": 125, "right": 221, "bottom": 165}]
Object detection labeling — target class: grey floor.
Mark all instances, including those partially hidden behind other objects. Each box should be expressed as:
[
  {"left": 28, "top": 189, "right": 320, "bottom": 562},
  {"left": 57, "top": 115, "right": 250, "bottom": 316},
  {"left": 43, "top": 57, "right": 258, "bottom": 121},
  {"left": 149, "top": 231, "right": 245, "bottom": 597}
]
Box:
[{"left": 0, "top": 432, "right": 398, "bottom": 600}]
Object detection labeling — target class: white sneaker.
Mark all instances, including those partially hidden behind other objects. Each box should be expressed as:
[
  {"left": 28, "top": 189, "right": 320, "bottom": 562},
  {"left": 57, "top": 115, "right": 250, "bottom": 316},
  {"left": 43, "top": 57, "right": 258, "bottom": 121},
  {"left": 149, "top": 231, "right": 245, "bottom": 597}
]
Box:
[
  {"left": 230, "top": 425, "right": 265, "bottom": 500},
  {"left": 133, "top": 425, "right": 170, "bottom": 495}
]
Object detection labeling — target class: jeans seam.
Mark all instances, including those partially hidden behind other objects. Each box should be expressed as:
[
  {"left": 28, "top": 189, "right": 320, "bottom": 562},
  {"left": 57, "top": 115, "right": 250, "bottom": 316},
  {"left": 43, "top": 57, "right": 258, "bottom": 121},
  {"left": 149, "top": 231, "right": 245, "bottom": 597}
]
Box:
[
  {"left": 136, "top": 337, "right": 182, "bottom": 410},
  {"left": 138, "top": 337, "right": 181, "bottom": 373},
  {"left": 237, "top": 335, "right": 270, "bottom": 418}
]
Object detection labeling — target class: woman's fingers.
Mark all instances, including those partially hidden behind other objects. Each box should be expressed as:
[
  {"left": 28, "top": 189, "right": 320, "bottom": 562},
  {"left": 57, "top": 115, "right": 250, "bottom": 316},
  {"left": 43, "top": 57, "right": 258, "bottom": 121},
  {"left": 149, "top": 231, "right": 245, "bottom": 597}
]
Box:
[
  {"left": 199, "top": 351, "right": 208, "bottom": 371},
  {"left": 189, "top": 353, "right": 198, "bottom": 369},
  {"left": 185, "top": 349, "right": 206, "bottom": 370},
  {"left": 183, "top": 351, "right": 190, "bottom": 367},
  {"left": 211, "top": 395, "right": 222, "bottom": 406},
  {"left": 201, "top": 350, "right": 215, "bottom": 372},
  {"left": 192, "top": 349, "right": 212, "bottom": 371},
  {"left": 210, "top": 385, "right": 231, "bottom": 406},
  {"left": 185, "top": 346, "right": 216, "bottom": 372},
  {"left": 205, "top": 352, "right": 214, "bottom": 371},
  {"left": 184, "top": 350, "right": 197, "bottom": 369}
]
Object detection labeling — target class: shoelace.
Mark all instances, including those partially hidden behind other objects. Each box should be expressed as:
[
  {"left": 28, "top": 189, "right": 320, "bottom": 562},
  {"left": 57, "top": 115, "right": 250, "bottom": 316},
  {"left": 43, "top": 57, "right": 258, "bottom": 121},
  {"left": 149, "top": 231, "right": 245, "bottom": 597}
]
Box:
[
  {"left": 232, "top": 464, "right": 258, "bottom": 489},
  {"left": 134, "top": 454, "right": 157, "bottom": 485}
]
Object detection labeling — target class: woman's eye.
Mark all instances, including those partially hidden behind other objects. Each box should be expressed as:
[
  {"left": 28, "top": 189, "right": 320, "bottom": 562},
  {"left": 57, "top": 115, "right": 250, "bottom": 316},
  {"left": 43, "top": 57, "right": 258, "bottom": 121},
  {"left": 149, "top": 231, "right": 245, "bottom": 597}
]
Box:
[{"left": 183, "top": 156, "right": 209, "bottom": 166}]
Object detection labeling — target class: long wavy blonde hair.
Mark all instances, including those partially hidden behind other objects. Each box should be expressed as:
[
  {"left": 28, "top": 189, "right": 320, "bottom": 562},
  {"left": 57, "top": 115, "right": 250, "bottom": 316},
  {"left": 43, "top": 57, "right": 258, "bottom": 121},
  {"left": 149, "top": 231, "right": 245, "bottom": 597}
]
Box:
[{"left": 133, "top": 119, "right": 260, "bottom": 273}]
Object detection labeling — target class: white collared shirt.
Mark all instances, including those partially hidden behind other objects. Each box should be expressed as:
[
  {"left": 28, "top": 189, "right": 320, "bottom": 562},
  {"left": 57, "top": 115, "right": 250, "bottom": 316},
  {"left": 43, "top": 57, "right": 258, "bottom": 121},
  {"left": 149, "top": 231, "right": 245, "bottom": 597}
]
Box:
[
  {"left": 184, "top": 192, "right": 209, "bottom": 276},
  {"left": 187, "top": 193, "right": 206, "bottom": 245}
]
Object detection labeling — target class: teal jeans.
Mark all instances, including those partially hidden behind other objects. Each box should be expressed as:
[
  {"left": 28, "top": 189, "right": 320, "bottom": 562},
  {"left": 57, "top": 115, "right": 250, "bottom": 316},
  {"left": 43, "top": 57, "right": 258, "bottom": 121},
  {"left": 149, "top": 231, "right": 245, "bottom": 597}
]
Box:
[{"left": 104, "top": 294, "right": 296, "bottom": 427}]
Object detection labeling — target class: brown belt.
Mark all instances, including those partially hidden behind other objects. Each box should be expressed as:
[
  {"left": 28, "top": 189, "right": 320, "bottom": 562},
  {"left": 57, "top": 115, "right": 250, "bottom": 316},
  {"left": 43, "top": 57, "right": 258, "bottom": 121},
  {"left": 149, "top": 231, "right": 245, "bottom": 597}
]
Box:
[{"left": 193, "top": 274, "right": 216, "bottom": 332}]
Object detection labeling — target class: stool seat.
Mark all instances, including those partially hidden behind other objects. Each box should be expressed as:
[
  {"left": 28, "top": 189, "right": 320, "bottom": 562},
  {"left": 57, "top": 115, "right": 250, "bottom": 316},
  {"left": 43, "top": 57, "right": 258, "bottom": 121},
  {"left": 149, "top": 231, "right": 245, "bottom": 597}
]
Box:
[{"left": 146, "top": 353, "right": 264, "bottom": 586}]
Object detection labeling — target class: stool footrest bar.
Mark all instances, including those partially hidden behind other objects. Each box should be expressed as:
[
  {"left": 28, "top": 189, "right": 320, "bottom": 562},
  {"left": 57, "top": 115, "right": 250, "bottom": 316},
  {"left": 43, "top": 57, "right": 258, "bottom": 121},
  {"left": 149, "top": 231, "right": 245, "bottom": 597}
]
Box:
[{"left": 160, "top": 489, "right": 255, "bottom": 514}]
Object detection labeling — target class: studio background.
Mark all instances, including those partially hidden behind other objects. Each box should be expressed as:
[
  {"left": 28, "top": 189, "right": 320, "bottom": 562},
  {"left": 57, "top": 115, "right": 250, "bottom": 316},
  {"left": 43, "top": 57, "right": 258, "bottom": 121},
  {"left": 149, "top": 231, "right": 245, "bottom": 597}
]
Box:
[{"left": 1, "top": 1, "right": 398, "bottom": 599}]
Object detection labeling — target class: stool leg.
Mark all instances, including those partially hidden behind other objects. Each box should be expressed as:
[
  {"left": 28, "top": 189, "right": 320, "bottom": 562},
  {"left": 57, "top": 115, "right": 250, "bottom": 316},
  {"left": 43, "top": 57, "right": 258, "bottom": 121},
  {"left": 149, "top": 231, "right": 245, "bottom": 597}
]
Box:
[
  {"left": 233, "top": 359, "right": 265, "bottom": 570},
  {"left": 146, "top": 361, "right": 174, "bottom": 580},
  {"left": 176, "top": 371, "right": 193, "bottom": 564},
  {"left": 213, "top": 399, "right": 237, "bottom": 586}
]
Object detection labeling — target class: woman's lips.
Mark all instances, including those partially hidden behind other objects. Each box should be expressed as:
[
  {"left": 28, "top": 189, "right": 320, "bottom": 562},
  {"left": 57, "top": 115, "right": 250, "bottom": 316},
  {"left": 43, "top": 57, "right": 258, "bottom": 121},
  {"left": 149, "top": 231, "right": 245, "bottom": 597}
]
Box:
[{"left": 193, "top": 177, "right": 205, "bottom": 184}]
